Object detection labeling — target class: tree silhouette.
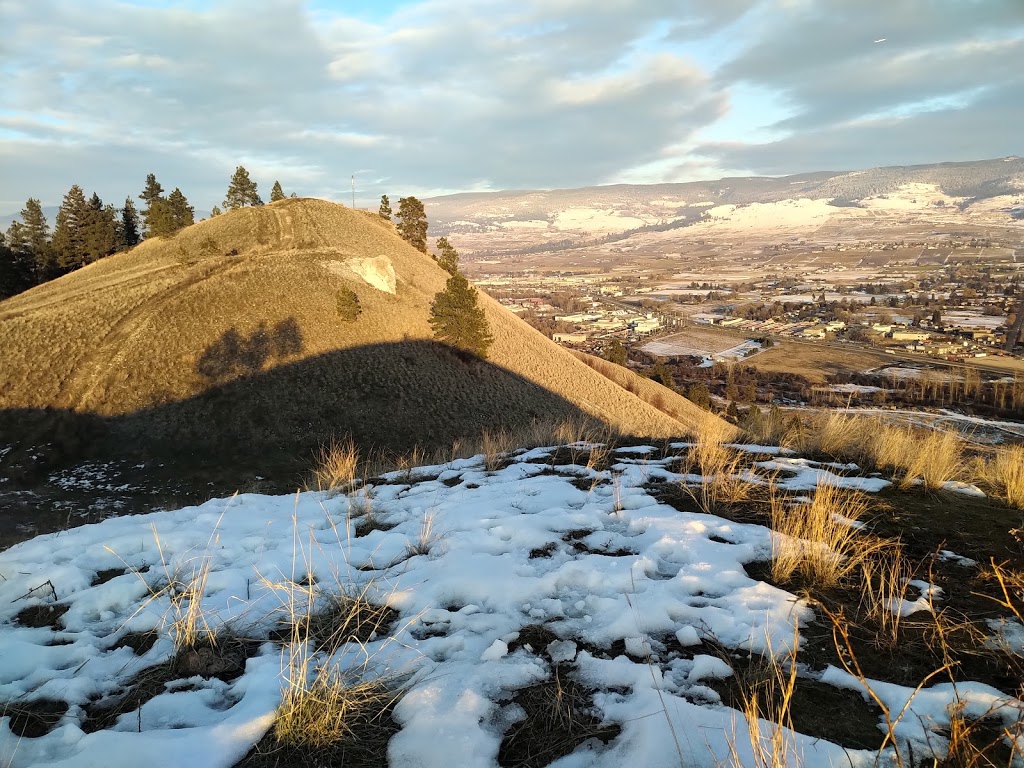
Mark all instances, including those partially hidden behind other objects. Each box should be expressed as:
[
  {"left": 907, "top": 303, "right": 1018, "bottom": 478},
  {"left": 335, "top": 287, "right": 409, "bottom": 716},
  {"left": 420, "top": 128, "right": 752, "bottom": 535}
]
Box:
[
  {"left": 224, "top": 166, "right": 262, "bottom": 210},
  {"left": 378, "top": 195, "right": 392, "bottom": 221},
  {"left": 52, "top": 185, "right": 88, "bottom": 270},
  {"left": 434, "top": 236, "right": 459, "bottom": 275},
  {"left": 396, "top": 196, "right": 428, "bottom": 253},
  {"left": 117, "top": 198, "right": 141, "bottom": 251},
  {"left": 270, "top": 181, "right": 285, "bottom": 202},
  {"left": 19, "top": 198, "right": 53, "bottom": 279},
  {"left": 167, "top": 188, "right": 195, "bottom": 231},
  {"left": 139, "top": 173, "right": 166, "bottom": 238},
  {"left": 429, "top": 272, "right": 493, "bottom": 358}
]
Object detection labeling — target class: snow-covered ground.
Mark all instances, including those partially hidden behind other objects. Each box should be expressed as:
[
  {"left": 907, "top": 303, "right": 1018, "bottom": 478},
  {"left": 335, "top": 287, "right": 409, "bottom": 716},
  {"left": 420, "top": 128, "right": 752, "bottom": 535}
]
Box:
[{"left": 0, "top": 444, "right": 1019, "bottom": 767}]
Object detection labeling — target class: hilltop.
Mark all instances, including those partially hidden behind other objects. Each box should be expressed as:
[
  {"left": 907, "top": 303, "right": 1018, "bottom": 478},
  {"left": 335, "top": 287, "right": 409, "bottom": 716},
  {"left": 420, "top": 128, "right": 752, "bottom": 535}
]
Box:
[{"left": 0, "top": 198, "right": 709, "bottom": 496}]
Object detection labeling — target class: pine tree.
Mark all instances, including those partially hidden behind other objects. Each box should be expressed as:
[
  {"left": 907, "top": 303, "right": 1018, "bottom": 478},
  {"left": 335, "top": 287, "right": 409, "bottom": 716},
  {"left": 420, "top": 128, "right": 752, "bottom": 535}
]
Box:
[
  {"left": 139, "top": 173, "right": 167, "bottom": 238},
  {"left": 210, "top": 205, "right": 222, "bottom": 217},
  {"left": 52, "top": 184, "right": 89, "bottom": 270},
  {"left": 434, "top": 236, "right": 459, "bottom": 275},
  {"left": 167, "top": 188, "right": 195, "bottom": 231},
  {"left": 429, "top": 272, "right": 493, "bottom": 358},
  {"left": 378, "top": 195, "right": 392, "bottom": 221},
  {"left": 117, "top": 198, "right": 141, "bottom": 251},
  {"left": 0, "top": 223, "right": 37, "bottom": 298},
  {"left": 145, "top": 198, "right": 178, "bottom": 238},
  {"left": 396, "top": 196, "right": 428, "bottom": 253},
  {"left": 270, "top": 180, "right": 285, "bottom": 202},
  {"left": 80, "top": 193, "right": 117, "bottom": 263},
  {"left": 224, "top": 166, "right": 262, "bottom": 209},
  {"left": 19, "top": 198, "right": 54, "bottom": 279},
  {"left": 603, "top": 340, "right": 627, "bottom": 366}
]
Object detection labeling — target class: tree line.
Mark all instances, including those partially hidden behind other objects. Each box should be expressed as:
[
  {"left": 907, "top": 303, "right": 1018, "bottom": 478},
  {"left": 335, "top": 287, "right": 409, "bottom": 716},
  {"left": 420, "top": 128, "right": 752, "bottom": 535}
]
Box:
[{"left": 0, "top": 166, "right": 289, "bottom": 300}]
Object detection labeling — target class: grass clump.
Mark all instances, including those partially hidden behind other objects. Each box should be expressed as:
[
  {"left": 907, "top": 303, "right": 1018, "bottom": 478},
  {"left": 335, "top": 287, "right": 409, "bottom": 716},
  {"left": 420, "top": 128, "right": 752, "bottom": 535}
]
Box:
[
  {"left": 898, "top": 429, "right": 963, "bottom": 492},
  {"left": 770, "top": 483, "right": 881, "bottom": 589},
  {"left": 976, "top": 445, "right": 1024, "bottom": 509},
  {"left": 683, "top": 449, "right": 759, "bottom": 516},
  {"left": 498, "top": 666, "right": 620, "bottom": 768},
  {"left": 271, "top": 668, "right": 400, "bottom": 752},
  {"left": 313, "top": 437, "right": 360, "bottom": 493}
]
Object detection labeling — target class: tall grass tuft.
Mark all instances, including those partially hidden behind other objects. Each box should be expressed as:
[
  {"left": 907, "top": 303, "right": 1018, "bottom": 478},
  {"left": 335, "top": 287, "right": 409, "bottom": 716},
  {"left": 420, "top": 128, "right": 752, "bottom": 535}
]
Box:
[
  {"left": 770, "top": 483, "right": 880, "bottom": 589},
  {"left": 978, "top": 445, "right": 1024, "bottom": 509},
  {"left": 314, "top": 437, "right": 360, "bottom": 493},
  {"left": 898, "top": 429, "right": 963, "bottom": 491}
]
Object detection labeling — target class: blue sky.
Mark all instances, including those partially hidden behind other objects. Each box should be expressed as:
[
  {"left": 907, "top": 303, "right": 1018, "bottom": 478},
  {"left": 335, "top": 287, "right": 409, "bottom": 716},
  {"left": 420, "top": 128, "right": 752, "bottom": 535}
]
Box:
[{"left": 0, "top": 0, "right": 1021, "bottom": 212}]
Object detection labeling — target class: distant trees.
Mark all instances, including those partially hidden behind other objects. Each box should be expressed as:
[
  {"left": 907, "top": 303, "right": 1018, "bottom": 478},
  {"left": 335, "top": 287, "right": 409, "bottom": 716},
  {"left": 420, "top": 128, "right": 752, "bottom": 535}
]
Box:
[
  {"left": 0, "top": 172, "right": 200, "bottom": 301},
  {"left": 52, "top": 185, "right": 89, "bottom": 269},
  {"left": 429, "top": 271, "right": 493, "bottom": 358},
  {"left": 137, "top": 174, "right": 192, "bottom": 238},
  {"left": 139, "top": 173, "right": 166, "bottom": 238},
  {"left": 270, "top": 181, "right": 285, "bottom": 202},
  {"left": 117, "top": 198, "right": 141, "bottom": 251},
  {"left": 224, "top": 166, "right": 263, "bottom": 210},
  {"left": 210, "top": 205, "right": 222, "bottom": 218},
  {"left": 603, "top": 340, "right": 627, "bottom": 366},
  {"left": 378, "top": 195, "right": 392, "bottom": 221},
  {"left": 167, "top": 188, "right": 195, "bottom": 231},
  {"left": 0, "top": 227, "right": 37, "bottom": 299},
  {"left": 396, "top": 196, "right": 428, "bottom": 253},
  {"left": 433, "top": 236, "right": 459, "bottom": 275}
]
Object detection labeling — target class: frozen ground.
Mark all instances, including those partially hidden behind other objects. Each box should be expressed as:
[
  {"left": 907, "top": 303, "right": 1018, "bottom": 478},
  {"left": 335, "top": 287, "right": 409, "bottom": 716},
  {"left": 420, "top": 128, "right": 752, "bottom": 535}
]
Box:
[{"left": 0, "top": 444, "right": 1020, "bottom": 767}]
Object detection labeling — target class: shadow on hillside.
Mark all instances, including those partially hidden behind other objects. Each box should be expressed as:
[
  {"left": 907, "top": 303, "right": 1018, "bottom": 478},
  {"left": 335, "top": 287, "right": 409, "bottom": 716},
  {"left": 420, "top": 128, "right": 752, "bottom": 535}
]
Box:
[
  {"left": 195, "top": 319, "right": 304, "bottom": 384},
  {"left": 0, "top": 340, "right": 602, "bottom": 545}
]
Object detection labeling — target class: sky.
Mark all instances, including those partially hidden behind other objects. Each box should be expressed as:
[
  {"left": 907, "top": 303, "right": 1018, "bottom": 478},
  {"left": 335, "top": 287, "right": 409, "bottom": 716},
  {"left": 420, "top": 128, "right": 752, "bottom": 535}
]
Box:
[{"left": 0, "top": 0, "right": 1021, "bottom": 212}]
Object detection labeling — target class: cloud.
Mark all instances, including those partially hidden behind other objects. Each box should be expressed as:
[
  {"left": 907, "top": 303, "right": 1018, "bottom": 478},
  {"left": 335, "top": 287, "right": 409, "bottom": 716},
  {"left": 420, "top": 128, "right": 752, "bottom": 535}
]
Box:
[{"left": 0, "top": 0, "right": 1020, "bottom": 211}]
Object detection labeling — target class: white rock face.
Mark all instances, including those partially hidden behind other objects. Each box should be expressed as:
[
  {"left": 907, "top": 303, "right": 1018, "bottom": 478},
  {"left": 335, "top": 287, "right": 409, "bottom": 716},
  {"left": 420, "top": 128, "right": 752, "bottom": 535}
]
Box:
[
  {"left": 321, "top": 255, "right": 397, "bottom": 294},
  {"left": 347, "top": 256, "right": 397, "bottom": 294}
]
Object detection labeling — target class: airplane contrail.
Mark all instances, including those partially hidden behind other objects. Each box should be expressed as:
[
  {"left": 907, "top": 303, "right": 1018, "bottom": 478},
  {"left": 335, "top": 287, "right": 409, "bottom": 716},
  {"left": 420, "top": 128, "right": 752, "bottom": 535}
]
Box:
[{"left": 874, "top": 38, "right": 887, "bottom": 43}]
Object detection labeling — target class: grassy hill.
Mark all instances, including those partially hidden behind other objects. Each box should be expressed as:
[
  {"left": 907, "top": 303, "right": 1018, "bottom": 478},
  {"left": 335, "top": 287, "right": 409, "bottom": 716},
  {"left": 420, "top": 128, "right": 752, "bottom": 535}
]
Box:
[{"left": 0, "top": 198, "right": 712, "bottom": 486}]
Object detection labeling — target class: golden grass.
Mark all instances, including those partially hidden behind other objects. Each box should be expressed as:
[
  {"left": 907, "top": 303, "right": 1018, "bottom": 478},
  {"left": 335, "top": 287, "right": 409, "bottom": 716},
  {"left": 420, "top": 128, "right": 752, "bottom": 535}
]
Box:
[
  {"left": 0, "top": 199, "right": 711, "bottom": 463},
  {"left": 273, "top": 666, "right": 398, "bottom": 751},
  {"left": 684, "top": 451, "right": 759, "bottom": 515},
  {"left": 898, "top": 429, "right": 963, "bottom": 492},
  {"left": 313, "top": 437, "right": 360, "bottom": 492},
  {"left": 975, "top": 445, "right": 1024, "bottom": 509},
  {"left": 770, "top": 483, "right": 881, "bottom": 589},
  {"left": 858, "top": 544, "right": 912, "bottom": 651},
  {"left": 723, "top": 625, "right": 802, "bottom": 768}
]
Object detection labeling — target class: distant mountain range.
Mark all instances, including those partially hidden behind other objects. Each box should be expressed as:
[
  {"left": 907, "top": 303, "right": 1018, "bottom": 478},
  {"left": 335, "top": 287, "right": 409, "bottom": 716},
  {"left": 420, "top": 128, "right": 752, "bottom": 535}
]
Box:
[{"left": 424, "top": 156, "right": 1023, "bottom": 233}]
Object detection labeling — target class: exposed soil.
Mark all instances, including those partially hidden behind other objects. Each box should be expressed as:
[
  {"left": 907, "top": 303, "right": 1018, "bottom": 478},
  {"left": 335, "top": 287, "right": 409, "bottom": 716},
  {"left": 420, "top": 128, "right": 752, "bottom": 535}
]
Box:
[{"left": 3, "top": 698, "right": 69, "bottom": 738}]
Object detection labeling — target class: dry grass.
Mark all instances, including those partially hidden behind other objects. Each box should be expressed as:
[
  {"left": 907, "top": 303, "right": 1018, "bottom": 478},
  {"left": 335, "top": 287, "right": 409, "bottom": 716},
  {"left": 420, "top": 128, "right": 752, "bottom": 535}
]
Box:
[
  {"left": 770, "top": 483, "right": 881, "bottom": 589},
  {"left": 150, "top": 523, "right": 219, "bottom": 652},
  {"left": 898, "top": 429, "right": 963, "bottom": 491},
  {"left": 273, "top": 666, "right": 399, "bottom": 751},
  {"left": 313, "top": 437, "right": 360, "bottom": 492},
  {"left": 482, "top": 429, "right": 514, "bottom": 472},
  {"left": 858, "top": 544, "right": 913, "bottom": 651},
  {"left": 975, "top": 445, "right": 1024, "bottom": 509},
  {"left": 722, "top": 625, "right": 802, "bottom": 768},
  {"left": 0, "top": 198, "right": 713, "bottom": 486},
  {"left": 684, "top": 450, "right": 759, "bottom": 515}
]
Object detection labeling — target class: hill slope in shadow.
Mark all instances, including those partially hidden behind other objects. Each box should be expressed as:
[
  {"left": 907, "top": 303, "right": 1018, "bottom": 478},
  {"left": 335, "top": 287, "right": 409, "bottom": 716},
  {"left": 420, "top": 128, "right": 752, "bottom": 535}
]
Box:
[{"left": 0, "top": 198, "right": 717, "bottom": 487}]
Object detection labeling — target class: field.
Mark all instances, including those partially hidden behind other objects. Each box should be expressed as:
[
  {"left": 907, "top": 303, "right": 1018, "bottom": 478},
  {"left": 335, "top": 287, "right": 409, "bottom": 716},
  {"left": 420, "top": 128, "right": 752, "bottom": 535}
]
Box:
[
  {"left": 745, "top": 341, "right": 909, "bottom": 383},
  {"left": 641, "top": 327, "right": 761, "bottom": 361}
]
